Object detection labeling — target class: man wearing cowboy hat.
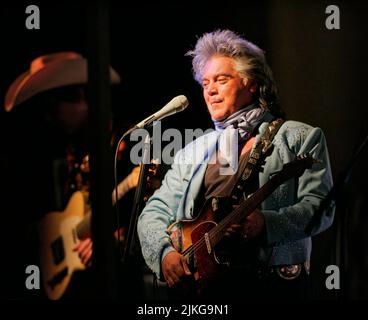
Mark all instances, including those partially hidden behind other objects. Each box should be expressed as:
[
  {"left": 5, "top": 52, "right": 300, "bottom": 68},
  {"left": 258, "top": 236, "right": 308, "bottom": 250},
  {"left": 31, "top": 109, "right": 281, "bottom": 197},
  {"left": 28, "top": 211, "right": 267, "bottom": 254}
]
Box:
[
  {"left": 3, "top": 52, "right": 121, "bottom": 299},
  {"left": 5, "top": 51, "right": 121, "bottom": 206}
]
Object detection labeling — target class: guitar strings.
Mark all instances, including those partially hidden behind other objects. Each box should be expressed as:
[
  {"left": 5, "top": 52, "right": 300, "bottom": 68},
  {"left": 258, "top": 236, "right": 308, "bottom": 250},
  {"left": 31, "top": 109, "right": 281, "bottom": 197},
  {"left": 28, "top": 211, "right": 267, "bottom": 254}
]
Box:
[
  {"left": 181, "top": 159, "right": 305, "bottom": 259},
  {"left": 182, "top": 203, "right": 246, "bottom": 258},
  {"left": 182, "top": 181, "right": 271, "bottom": 259},
  {"left": 182, "top": 201, "right": 251, "bottom": 258}
]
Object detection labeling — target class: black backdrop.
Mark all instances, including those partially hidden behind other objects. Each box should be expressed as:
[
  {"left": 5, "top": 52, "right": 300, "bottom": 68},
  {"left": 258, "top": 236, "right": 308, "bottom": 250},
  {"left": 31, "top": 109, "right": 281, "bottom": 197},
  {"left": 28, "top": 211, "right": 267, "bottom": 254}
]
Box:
[{"left": 1, "top": 0, "right": 367, "bottom": 300}]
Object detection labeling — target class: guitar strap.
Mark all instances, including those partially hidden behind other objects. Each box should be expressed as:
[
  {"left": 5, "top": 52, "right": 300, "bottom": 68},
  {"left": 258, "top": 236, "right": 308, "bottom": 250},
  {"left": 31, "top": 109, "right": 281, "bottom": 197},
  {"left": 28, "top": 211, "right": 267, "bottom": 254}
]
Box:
[{"left": 230, "top": 118, "right": 285, "bottom": 203}]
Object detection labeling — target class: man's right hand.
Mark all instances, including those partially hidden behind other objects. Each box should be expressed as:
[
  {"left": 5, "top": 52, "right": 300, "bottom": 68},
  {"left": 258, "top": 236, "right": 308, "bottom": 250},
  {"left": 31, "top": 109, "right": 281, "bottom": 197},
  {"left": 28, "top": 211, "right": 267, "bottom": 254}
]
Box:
[
  {"left": 162, "top": 251, "right": 191, "bottom": 287},
  {"left": 73, "top": 238, "right": 93, "bottom": 268}
]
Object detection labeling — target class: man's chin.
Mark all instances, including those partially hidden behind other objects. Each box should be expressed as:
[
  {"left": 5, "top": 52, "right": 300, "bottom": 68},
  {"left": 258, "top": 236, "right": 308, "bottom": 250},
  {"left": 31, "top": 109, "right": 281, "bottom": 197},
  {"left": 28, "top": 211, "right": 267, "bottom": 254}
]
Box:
[{"left": 211, "top": 113, "right": 228, "bottom": 122}]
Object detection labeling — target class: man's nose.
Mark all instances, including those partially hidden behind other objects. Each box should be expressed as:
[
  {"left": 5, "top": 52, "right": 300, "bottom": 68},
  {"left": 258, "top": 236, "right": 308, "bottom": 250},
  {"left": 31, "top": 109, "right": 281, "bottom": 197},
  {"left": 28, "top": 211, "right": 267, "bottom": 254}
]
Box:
[{"left": 207, "top": 82, "right": 218, "bottom": 95}]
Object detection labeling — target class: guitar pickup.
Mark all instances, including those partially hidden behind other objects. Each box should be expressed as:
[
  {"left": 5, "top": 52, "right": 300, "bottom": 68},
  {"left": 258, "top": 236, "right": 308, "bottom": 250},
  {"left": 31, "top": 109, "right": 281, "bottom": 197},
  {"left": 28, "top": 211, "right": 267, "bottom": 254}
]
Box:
[
  {"left": 204, "top": 233, "right": 212, "bottom": 254},
  {"left": 51, "top": 236, "right": 65, "bottom": 265},
  {"left": 47, "top": 267, "right": 68, "bottom": 289}
]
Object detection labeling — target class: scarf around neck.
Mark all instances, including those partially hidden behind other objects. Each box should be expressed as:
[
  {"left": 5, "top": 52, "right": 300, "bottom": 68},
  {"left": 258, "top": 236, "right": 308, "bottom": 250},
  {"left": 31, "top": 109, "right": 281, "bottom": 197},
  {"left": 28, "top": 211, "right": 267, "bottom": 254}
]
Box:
[
  {"left": 212, "top": 104, "right": 266, "bottom": 175},
  {"left": 213, "top": 103, "right": 265, "bottom": 142}
]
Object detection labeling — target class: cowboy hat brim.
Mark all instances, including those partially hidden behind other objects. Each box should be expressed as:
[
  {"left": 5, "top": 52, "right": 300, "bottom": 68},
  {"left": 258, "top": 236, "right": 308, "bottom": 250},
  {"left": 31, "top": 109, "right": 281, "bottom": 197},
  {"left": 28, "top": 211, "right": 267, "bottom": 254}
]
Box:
[{"left": 4, "top": 54, "right": 121, "bottom": 112}]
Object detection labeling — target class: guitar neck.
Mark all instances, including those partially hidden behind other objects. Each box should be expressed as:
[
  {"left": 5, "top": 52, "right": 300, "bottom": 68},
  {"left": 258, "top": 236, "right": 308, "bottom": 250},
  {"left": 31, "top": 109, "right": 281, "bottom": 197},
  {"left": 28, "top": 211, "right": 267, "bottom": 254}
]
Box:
[
  {"left": 75, "top": 169, "right": 138, "bottom": 240},
  {"left": 210, "top": 174, "right": 283, "bottom": 247},
  {"left": 112, "top": 171, "right": 134, "bottom": 205}
]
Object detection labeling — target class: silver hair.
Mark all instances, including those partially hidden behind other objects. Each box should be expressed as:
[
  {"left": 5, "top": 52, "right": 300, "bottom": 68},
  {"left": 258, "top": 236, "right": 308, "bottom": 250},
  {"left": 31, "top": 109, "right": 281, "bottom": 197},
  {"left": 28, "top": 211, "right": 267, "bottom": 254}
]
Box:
[{"left": 186, "top": 29, "right": 283, "bottom": 117}]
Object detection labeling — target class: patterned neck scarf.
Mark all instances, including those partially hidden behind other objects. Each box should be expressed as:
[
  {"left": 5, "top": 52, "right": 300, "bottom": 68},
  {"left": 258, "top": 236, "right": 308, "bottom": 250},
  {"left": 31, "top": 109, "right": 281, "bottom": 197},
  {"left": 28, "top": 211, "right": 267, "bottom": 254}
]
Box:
[
  {"left": 212, "top": 104, "right": 266, "bottom": 175},
  {"left": 213, "top": 103, "right": 265, "bottom": 142}
]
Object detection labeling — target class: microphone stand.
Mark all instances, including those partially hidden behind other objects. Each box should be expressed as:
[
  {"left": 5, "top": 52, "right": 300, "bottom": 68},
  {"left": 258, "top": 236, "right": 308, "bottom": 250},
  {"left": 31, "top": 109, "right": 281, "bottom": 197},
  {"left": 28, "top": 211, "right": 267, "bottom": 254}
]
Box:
[
  {"left": 111, "top": 123, "right": 153, "bottom": 299},
  {"left": 121, "top": 127, "right": 153, "bottom": 264}
]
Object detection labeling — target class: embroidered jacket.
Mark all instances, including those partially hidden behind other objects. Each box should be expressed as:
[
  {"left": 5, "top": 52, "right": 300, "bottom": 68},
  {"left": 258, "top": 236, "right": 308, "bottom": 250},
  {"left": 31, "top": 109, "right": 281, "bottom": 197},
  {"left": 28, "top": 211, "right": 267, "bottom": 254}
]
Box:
[{"left": 137, "top": 120, "right": 335, "bottom": 279}]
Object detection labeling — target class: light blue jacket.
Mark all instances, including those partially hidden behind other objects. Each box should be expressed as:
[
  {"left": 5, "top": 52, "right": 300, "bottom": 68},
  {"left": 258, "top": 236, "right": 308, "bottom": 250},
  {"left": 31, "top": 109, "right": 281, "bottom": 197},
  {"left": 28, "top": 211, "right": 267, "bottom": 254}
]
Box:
[{"left": 137, "top": 120, "right": 335, "bottom": 279}]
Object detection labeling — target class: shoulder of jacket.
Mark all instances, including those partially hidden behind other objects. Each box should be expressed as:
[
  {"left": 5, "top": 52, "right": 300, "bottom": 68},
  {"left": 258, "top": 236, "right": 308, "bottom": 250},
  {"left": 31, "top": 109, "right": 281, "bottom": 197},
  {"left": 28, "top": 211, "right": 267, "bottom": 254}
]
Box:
[
  {"left": 279, "top": 120, "right": 314, "bottom": 132},
  {"left": 274, "top": 120, "right": 326, "bottom": 150},
  {"left": 276, "top": 120, "right": 318, "bottom": 138}
]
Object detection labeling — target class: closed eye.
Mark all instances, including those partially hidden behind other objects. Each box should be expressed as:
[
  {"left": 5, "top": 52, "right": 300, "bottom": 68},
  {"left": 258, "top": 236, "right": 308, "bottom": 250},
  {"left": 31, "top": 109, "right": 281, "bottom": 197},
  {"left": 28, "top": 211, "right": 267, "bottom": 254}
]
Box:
[{"left": 217, "top": 76, "right": 230, "bottom": 84}]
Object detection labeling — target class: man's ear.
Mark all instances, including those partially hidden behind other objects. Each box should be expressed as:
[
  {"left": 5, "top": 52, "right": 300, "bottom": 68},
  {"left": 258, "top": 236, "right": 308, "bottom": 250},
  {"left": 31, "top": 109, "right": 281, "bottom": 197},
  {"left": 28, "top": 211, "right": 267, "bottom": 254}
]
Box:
[{"left": 248, "top": 79, "right": 258, "bottom": 93}]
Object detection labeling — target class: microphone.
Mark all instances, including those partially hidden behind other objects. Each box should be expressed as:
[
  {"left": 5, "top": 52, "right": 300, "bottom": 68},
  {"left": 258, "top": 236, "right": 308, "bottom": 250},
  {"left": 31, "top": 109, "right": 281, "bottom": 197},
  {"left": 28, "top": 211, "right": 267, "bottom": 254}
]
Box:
[
  {"left": 120, "top": 95, "right": 189, "bottom": 139},
  {"left": 134, "top": 95, "right": 189, "bottom": 129}
]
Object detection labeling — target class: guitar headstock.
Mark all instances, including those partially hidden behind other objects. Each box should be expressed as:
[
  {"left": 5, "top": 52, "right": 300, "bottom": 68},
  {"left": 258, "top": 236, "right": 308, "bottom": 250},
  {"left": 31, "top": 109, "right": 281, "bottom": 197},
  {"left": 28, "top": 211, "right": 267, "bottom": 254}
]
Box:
[{"left": 278, "top": 154, "right": 321, "bottom": 183}]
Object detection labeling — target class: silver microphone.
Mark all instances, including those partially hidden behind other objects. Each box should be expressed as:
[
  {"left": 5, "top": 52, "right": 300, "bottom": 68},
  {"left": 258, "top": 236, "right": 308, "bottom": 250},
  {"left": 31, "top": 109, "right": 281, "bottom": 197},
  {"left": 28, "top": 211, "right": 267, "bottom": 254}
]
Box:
[{"left": 134, "top": 95, "right": 189, "bottom": 129}]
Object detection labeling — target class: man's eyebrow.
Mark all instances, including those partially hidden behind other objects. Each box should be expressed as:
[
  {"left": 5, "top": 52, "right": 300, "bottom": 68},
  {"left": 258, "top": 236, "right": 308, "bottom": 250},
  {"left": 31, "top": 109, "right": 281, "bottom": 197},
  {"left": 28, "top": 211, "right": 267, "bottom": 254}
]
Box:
[{"left": 216, "top": 73, "right": 233, "bottom": 78}]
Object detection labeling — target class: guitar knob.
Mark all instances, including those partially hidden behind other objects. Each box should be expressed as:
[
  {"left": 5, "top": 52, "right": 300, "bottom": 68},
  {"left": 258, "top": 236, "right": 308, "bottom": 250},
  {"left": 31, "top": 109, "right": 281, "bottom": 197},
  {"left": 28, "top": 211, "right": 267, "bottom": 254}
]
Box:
[{"left": 211, "top": 198, "right": 219, "bottom": 212}]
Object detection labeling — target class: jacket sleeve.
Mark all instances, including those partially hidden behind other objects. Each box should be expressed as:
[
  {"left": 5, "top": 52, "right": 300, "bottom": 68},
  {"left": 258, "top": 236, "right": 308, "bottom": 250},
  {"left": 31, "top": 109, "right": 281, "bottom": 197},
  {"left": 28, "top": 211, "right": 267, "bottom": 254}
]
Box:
[
  {"left": 262, "top": 126, "right": 335, "bottom": 246},
  {"left": 137, "top": 152, "right": 186, "bottom": 279}
]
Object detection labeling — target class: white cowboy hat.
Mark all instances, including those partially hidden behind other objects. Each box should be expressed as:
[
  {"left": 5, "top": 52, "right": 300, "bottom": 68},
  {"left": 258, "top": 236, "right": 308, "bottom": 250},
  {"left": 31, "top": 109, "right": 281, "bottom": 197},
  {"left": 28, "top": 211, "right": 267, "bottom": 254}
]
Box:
[{"left": 4, "top": 51, "right": 121, "bottom": 111}]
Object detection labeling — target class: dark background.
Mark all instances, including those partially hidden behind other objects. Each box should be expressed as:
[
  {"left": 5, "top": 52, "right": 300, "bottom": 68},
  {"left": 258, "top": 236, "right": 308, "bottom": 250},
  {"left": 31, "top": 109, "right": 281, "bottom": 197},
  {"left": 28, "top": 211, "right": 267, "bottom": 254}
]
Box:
[{"left": 1, "top": 0, "right": 367, "bottom": 300}]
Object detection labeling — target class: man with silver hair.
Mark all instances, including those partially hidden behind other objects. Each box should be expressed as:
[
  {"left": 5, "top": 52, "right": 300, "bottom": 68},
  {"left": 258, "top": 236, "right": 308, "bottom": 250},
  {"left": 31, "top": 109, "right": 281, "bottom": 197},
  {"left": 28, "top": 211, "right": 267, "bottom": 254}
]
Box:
[{"left": 137, "top": 29, "right": 334, "bottom": 299}]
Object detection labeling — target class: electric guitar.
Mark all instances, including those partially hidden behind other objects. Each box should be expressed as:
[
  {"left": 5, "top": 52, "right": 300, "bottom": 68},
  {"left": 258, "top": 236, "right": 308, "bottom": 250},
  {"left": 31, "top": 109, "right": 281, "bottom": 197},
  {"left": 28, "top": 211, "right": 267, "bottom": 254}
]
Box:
[
  {"left": 39, "top": 166, "right": 140, "bottom": 300},
  {"left": 168, "top": 155, "right": 318, "bottom": 294}
]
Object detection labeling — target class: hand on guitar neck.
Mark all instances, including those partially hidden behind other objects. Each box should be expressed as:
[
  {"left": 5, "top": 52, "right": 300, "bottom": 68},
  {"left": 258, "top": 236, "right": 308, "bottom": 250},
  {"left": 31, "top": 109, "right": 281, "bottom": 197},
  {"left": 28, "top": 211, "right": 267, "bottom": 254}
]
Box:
[{"left": 224, "top": 208, "right": 265, "bottom": 241}]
